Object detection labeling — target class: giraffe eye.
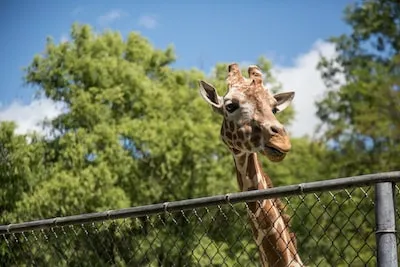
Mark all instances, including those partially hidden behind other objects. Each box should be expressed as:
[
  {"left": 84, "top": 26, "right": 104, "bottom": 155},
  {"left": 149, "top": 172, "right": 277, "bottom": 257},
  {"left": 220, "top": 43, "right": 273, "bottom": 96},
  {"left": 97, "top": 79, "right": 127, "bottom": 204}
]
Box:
[
  {"left": 225, "top": 103, "right": 239, "bottom": 113},
  {"left": 272, "top": 107, "right": 278, "bottom": 114}
]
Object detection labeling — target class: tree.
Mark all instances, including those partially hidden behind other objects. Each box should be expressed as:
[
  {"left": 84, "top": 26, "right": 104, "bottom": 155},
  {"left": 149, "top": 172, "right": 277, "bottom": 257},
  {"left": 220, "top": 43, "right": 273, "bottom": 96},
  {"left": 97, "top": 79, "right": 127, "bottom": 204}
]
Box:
[
  {"left": 0, "top": 122, "right": 47, "bottom": 224},
  {"left": 317, "top": 0, "right": 400, "bottom": 176},
  {"left": 2, "top": 23, "right": 245, "bottom": 266},
  {"left": 312, "top": 0, "right": 400, "bottom": 265},
  {"left": 1, "top": 23, "right": 333, "bottom": 266}
]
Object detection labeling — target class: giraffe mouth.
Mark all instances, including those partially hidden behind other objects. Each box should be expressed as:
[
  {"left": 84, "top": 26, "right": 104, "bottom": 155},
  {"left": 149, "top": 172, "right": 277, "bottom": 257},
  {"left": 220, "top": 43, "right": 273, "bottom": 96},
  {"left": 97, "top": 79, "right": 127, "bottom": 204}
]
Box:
[{"left": 261, "top": 145, "right": 287, "bottom": 162}]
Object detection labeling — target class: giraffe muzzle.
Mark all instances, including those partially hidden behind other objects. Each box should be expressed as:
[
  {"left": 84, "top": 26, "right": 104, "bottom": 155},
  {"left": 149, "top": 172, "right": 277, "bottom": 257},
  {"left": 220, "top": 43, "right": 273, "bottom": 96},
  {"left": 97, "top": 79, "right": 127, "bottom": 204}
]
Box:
[
  {"left": 260, "top": 145, "right": 287, "bottom": 162},
  {"left": 261, "top": 124, "right": 291, "bottom": 154}
]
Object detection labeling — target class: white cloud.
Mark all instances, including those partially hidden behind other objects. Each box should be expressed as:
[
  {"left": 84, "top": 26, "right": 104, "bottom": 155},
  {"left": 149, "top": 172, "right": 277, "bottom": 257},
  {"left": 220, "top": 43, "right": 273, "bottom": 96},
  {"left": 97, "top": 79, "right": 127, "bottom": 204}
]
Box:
[
  {"left": 1, "top": 40, "right": 342, "bottom": 140},
  {"left": 98, "top": 9, "right": 128, "bottom": 26},
  {"left": 0, "top": 98, "right": 65, "bottom": 135},
  {"left": 272, "top": 40, "right": 345, "bottom": 138},
  {"left": 138, "top": 15, "right": 158, "bottom": 29}
]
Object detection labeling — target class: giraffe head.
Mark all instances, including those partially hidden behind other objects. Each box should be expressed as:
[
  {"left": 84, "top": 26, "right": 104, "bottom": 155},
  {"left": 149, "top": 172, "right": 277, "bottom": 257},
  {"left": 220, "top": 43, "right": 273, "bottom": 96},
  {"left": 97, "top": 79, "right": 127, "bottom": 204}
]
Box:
[{"left": 199, "top": 63, "right": 295, "bottom": 162}]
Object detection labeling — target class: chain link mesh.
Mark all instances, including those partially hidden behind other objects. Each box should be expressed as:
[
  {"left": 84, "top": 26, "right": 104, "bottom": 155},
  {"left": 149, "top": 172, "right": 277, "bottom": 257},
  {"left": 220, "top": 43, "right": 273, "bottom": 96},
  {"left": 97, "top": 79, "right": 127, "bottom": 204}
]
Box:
[{"left": 1, "top": 184, "right": 399, "bottom": 267}]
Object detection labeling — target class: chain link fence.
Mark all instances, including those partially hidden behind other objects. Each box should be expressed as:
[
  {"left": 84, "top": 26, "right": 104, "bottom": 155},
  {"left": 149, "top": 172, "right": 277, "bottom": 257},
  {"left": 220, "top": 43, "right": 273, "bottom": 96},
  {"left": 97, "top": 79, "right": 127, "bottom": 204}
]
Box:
[{"left": 1, "top": 172, "right": 399, "bottom": 267}]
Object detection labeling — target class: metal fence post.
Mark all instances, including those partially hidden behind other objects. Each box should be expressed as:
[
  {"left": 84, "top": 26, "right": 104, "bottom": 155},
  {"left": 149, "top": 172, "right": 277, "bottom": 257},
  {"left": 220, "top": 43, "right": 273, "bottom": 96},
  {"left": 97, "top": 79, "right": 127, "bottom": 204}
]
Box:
[{"left": 375, "top": 182, "right": 398, "bottom": 267}]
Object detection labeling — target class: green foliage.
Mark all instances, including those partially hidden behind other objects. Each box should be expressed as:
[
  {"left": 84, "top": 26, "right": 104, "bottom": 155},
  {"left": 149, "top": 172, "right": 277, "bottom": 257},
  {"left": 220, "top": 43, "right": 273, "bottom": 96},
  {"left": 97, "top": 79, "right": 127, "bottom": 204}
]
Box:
[
  {"left": 0, "top": 122, "right": 47, "bottom": 223},
  {"left": 287, "top": 187, "right": 376, "bottom": 266},
  {"left": 317, "top": 0, "right": 400, "bottom": 176},
  {"left": 262, "top": 137, "right": 330, "bottom": 186},
  {"left": 2, "top": 23, "right": 253, "bottom": 265},
  {"left": 5, "top": 5, "right": 395, "bottom": 263},
  {"left": 313, "top": 0, "right": 400, "bottom": 265}
]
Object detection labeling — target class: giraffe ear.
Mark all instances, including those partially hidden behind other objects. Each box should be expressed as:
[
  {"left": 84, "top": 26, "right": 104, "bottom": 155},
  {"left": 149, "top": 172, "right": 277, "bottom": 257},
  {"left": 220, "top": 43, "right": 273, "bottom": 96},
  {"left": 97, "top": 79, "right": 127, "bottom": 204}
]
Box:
[
  {"left": 273, "top": 92, "right": 295, "bottom": 113},
  {"left": 199, "top": 80, "right": 224, "bottom": 115}
]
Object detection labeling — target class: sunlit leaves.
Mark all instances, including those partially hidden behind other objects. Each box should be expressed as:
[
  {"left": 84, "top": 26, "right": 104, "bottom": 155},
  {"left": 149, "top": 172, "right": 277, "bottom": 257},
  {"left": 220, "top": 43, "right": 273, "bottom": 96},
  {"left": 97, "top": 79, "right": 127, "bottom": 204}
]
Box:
[{"left": 317, "top": 0, "right": 400, "bottom": 175}]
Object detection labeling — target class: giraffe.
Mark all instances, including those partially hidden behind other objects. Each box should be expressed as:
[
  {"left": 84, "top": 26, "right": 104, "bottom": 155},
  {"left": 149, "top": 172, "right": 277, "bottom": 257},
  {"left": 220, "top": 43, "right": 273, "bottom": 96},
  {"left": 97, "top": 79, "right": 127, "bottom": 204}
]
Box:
[{"left": 198, "top": 63, "right": 304, "bottom": 267}]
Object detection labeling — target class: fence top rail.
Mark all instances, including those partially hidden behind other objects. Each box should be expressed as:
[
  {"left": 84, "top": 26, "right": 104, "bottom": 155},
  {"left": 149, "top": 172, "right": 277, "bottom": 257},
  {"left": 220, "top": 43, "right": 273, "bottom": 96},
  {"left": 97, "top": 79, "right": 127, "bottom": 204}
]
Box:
[{"left": 1, "top": 171, "right": 399, "bottom": 235}]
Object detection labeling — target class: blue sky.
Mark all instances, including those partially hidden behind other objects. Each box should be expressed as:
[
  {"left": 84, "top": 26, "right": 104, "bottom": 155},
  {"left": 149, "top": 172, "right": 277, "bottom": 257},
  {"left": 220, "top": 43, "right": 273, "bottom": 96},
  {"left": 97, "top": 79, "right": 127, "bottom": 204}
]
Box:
[{"left": 0, "top": 0, "right": 352, "bottom": 136}]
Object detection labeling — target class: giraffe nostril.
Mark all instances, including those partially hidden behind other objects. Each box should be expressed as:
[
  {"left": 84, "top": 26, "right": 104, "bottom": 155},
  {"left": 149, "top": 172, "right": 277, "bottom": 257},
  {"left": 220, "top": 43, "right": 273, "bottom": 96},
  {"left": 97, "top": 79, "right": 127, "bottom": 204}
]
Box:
[{"left": 270, "top": 125, "right": 280, "bottom": 134}]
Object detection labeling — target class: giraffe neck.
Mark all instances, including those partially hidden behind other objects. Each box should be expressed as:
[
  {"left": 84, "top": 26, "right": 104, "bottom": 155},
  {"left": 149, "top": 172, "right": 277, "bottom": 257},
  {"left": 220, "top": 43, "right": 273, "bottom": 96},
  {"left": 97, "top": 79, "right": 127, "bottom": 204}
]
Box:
[
  {"left": 232, "top": 152, "right": 273, "bottom": 191},
  {"left": 232, "top": 152, "right": 304, "bottom": 267}
]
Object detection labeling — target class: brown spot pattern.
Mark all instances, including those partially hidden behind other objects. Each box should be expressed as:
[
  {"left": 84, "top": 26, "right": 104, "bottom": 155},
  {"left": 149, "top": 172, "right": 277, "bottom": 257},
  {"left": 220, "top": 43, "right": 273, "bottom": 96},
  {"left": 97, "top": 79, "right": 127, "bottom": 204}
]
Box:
[
  {"left": 244, "top": 142, "right": 252, "bottom": 151},
  {"left": 251, "top": 134, "right": 261, "bottom": 144},
  {"left": 232, "top": 133, "right": 238, "bottom": 140},
  {"left": 229, "top": 121, "right": 235, "bottom": 131},
  {"left": 237, "top": 130, "right": 244, "bottom": 139},
  {"left": 201, "top": 63, "right": 301, "bottom": 267}
]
